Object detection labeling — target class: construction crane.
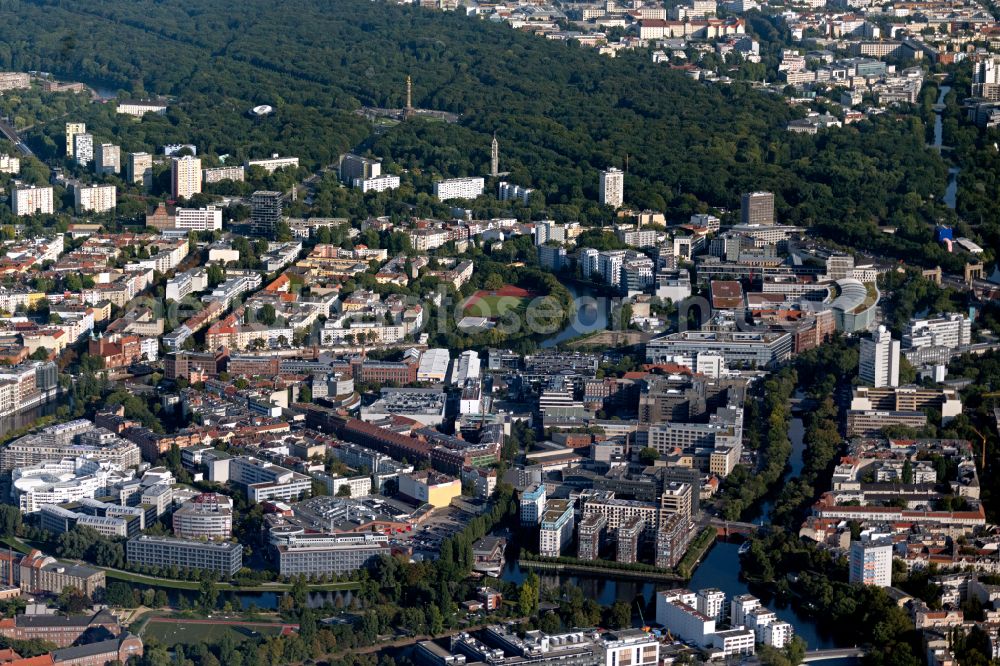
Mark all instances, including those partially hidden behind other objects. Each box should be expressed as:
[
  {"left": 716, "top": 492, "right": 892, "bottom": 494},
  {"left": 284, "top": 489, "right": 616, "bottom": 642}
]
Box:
[
  {"left": 969, "top": 425, "right": 988, "bottom": 469},
  {"left": 635, "top": 600, "right": 649, "bottom": 632}
]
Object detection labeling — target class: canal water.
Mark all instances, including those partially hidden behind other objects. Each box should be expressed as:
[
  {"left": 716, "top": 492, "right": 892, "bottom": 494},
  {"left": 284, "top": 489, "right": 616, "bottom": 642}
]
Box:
[
  {"left": 756, "top": 415, "right": 806, "bottom": 522},
  {"left": 0, "top": 400, "right": 59, "bottom": 439},
  {"left": 500, "top": 409, "right": 849, "bottom": 649},
  {"left": 933, "top": 85, "right": 959, "bottom": 210},
  {"left": 542, "top": 281, "right": 611, "bottom": 348},
  {"left": 500, "top": 541, "right": 843, "bottom": 648}
]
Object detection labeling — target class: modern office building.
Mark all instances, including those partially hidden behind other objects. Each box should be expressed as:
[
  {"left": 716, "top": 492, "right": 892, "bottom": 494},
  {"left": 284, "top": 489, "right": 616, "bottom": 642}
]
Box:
[
  {"left": 1, "top": 419, "right": 139, "bottom": 471},
  {"left": 398, "top": 470, "right": 461, "bottom": 507},
  {"left": 172, "top": 493, "right": 233, "bottom": 540},
  {"left": 539, "top": 499, "right": 574, "bottom": 557},
  {"left": 250, "top": 190, "right": 282, "bottom": 237},
  {"left": 170, "top": 155, "right": 202, "bottom": 199},
  {"left": 74, "top": 184, "right": 117, "bottom": 213},
  {"left": 739, "top": 191, "right": 775, "bottom": 225},
  {"left": 646, "top": 330, "right": 794, "bottom": 368},
  {"left": 174, "top": 207, "right": 223, "bottom": 231},
  {"left": 860, "top": 325, "right": 900, "bottom": 388},
  {"left": 126, "top": 535, "right": 243, "bottom": 576},
  {"left": 127, "top": 152, "right": 153, "bottom": 188},
  {"left": 73, "top": 132, "right": 94, "bottom": 166},
  {"left": 434, "top": 177, "right": 485, "bottom": 201},
  {"left": 94, "top": 143, "right": 121, "bottom": 175},
  {"left": 903, "top": 313, "right": 971, "bottom": 350},
  {"left": 599, "top": 167, "right": 624, "bottom": 208},
  {"left": 65, "top": 122, "right": 86, "bottom": 157},
  {"left": 14, "top": 458, "right": 133, "bottom": 513},
  {"left": 12, "top": 185, "right": 54, "bottom": 216},
  {"left": 849, "top": 535, "right": 893, "bottom": 587},
  {"left": 274, "top": 533, "right": 391, "bottom": 576},
  {"left": 229, "top": 456, "right": 312, "bottom": 502},
  {"left": 829, "top": 278, "right": 879, "bottom": 333}
]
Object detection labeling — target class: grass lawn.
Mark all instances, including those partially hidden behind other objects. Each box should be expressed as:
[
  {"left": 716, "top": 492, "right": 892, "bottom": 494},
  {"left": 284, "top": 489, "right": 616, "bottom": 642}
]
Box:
[
  {"left": 141, "top": 620, "right": 284, "bottom": 647},
  {"left": 465, "top": 294, "right": 530, "bottom": 317}
]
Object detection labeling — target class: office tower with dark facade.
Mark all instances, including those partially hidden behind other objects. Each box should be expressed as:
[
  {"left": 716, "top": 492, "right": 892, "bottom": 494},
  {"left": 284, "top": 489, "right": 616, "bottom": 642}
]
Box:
[
  {"left": 739, "top": 191, "right": 774, "bottom": 226},
  {"left": 250, "top": 190, "right": 282, "bottom": 238}
]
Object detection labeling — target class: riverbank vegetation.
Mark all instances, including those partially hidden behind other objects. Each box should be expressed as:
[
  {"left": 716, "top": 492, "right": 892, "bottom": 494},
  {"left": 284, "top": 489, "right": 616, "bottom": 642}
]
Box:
[
  {"left": 716, "top": 366, "right": 796, "bottom": 521},
  {"left": 768, "top": 337, "right": 858, "bottom": 529},
  {"left": 743, "top": 532, "right": 921, "bottom": 666}
]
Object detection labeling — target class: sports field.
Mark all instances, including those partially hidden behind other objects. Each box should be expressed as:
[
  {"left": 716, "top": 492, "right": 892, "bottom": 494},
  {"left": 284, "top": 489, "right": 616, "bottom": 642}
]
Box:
[
  {"left": 464, "top": 285, "right": 536, "bottom": 318},
  {"left": 141, "top": 618, "right": 290, "bottom": 647}
]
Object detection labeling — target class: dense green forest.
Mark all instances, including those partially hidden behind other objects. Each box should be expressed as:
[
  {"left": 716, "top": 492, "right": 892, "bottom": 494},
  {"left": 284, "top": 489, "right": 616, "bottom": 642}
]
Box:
[{"left": 0, "top": 0, "right": 978, "bottom": 269}]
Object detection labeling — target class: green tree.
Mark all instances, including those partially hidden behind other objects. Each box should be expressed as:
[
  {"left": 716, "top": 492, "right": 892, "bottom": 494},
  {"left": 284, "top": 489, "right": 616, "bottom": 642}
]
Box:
[
  {"left": 198, "top": 576, "right": 219, "bottom": 611},
  {"left": 638, "top": 447, "right": 659, "bottom": 466},
  {"left": 518, "top": 571, "right": 539, "bottom": 617},
  {"left": 0, "top": 505, "right": 22, "bottom": 537},
  {"left": 604, "top": 601, "right": 632, "bottom": 629}
]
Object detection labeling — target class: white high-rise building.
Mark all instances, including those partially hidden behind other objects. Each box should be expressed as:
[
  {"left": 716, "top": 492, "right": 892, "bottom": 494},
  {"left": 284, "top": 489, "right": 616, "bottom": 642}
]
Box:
[
  {"left": 73, "top": 133, "right": 94, "bottom": 166},
  {"left": 74, "top": 184, "right": 117, "bottom": 213},
  {"left": 171, "top": 155, "right": 202, "bottom": 199},
  {"left": 12, "top": 185, "right": 54, "bottom": 216},
  {"left": 859, "top": 325, "right": 900, "bottom": 388},
  {"left": 539, "top": 499, "right": 574, "bottom": 557},
  {"left": 696, "top": 588, "right": 726, "bottom": 622},
  {"left": 498, "top": 181, "right": 533, "bottom": 204},
  {"left": 433, "top": 177, "right": 484, "bottom": 201},
  {"left": 597, "top": 250, "right": 626, "bottom": 286},
  {"left": 520, "top": 484, "right": 546, "bottom": 526},
  {"left": 599, "top": 167, "right": 624, "bottom": 208},
  {"left": 729, "top": 595, "right": 760, "bottom": 628},
  {"left": 849, "top": 535, "right": 893, "bottom": 587},
  {"left": 973, "top": 56, "right": 1000, "bottom": 85}
]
